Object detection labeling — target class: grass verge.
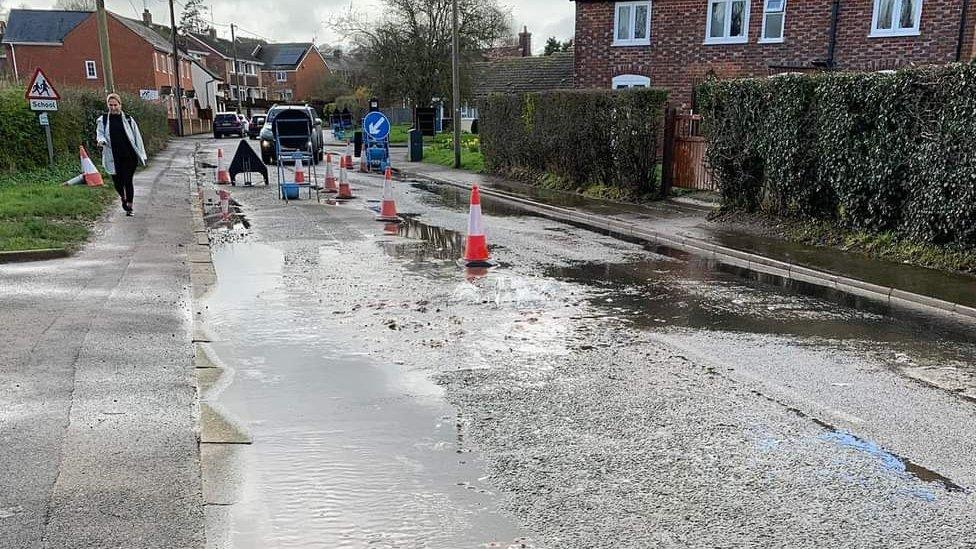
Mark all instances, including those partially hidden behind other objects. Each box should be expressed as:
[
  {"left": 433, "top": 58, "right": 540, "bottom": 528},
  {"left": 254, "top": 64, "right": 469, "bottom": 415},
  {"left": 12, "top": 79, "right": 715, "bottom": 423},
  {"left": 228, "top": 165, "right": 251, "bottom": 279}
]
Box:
[
  {"left": 422, "top": 131, "right": 485, "bottom": 172},
  {"left": 712, "top": 212, "right": 976, "bottom": 275},
  {"left": 389, "top": 123, "right": 411, "bottom": 144},
  {"left": 0, "top": 160, "right": 115, "bottom": 252}
]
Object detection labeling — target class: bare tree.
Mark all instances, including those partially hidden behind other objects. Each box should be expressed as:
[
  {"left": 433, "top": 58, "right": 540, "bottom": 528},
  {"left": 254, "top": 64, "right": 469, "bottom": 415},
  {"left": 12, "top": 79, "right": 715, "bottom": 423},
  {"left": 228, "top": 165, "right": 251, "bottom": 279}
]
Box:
[
  {"left": 337, "top": 0, "right": 510, "bottom": 106},
  {"left": 53, "top": 0, "right": 96, "bottom": 10},
  {"left": 179, "top": 0, "right": 206, "bottom": 34}
]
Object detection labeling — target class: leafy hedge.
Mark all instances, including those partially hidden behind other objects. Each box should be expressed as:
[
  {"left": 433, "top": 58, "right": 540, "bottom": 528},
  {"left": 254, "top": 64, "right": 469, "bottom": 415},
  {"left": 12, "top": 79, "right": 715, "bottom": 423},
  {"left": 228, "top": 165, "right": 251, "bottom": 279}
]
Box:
[
  {"left": 0, "top": 84, "right": 168, "bottom": 173},
  {"left": 480, "top": 88, "right": 669, "bottom": 196},
  {"left": 698, "top": 64, "right": 976, "bottom": 247}
]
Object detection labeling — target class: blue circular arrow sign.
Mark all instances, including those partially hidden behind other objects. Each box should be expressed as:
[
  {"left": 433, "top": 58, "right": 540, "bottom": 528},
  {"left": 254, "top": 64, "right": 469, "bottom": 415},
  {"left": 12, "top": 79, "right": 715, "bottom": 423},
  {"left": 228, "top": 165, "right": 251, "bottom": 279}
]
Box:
[{"left": 363, "top": 111, "right": 391, "bottom": 141}]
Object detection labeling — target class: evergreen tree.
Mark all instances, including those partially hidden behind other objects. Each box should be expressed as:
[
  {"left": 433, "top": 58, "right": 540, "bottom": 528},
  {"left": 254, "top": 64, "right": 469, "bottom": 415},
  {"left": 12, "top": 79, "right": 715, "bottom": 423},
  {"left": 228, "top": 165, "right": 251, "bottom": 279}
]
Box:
[{"left": 179, "top": 0, "right": 206, "bottom": 34}]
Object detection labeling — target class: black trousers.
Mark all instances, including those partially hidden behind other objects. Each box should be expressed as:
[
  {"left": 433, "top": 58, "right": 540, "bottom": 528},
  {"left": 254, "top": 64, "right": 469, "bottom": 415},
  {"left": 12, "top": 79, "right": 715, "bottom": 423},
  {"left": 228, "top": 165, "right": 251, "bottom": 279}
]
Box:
[{"left": 111, "top": 158, "right": 137, "bottom": 209}]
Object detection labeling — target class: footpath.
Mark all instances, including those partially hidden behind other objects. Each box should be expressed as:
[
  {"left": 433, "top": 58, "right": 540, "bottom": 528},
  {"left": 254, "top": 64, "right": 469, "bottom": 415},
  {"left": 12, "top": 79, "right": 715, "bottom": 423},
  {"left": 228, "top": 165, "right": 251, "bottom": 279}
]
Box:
[
  {"left": 395, "top": 151, "right": 976, "bottom": 324},
  {"left": 0, "top": 139, "right": 204, "bottom": 548}
]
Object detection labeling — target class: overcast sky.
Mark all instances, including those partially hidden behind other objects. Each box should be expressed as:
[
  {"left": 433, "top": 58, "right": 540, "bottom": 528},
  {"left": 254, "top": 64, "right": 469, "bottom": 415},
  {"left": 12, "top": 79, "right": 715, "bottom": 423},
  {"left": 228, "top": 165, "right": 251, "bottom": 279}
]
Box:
[{"left": 15, "top": 0, "right": 575, "bottom": 53}]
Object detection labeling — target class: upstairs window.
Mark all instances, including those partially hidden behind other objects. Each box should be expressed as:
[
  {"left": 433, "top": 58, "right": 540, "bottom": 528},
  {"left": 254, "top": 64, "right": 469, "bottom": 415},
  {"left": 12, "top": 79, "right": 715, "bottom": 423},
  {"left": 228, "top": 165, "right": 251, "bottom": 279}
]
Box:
[
  {"left": 85, "top": 60, "right": 97, "bottom": 79},
  {"left": 276, "top": 71, "right": 288, "bottom": 82},
  {"left": 614, "top": 1, "right": 651, "bottom": 46},
  {"left": 871, "top": 0, "right": 922, "bottom": 36},
  {"left": 761, "top": 0, "right": 786, "bottom": 42},
  {"left": 706, "top": 0, "right": 751, "bottom": 44}
]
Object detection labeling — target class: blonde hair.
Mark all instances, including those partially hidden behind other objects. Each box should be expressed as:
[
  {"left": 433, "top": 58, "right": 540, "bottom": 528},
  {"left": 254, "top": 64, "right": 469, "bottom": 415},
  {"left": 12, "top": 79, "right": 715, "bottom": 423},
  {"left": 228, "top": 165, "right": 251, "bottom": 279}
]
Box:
[{"left": 106, "top": 93, "right": 122, "bottom": 104}]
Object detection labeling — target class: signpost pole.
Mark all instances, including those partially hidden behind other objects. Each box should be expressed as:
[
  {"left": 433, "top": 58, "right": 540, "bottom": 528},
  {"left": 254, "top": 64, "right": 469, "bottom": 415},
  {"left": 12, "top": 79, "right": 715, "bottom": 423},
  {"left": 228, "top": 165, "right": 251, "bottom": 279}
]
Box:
[
  {"left": 169, "top": 0, "right": 184, "bottom": 137},
  {"left": 43, "top": 122, "right": 54, "bottom": 167},
  {"left": 96, "top": 0, "right": 115, "bottom": 93},
  {"left": 451, "top": 0, "right": 462, "bottom": 169}
]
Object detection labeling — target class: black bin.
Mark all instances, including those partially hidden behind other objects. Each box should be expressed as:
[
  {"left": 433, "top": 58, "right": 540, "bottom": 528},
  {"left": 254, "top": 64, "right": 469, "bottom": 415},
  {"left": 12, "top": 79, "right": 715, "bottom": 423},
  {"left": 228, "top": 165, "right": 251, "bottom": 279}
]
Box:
[
  {"left": 354, "top": 130, "right": 363, "bottom": 157},
  {"left": 408, "top": 129, "right": 424, "bottom": 162}
]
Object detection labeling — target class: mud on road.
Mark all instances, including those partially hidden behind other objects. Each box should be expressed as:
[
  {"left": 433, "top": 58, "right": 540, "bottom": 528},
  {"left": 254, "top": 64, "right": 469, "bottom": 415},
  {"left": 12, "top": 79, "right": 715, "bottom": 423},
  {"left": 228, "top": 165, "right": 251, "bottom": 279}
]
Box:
[{"left": 195, "top": 139, "right": 976, "bottom": 548}]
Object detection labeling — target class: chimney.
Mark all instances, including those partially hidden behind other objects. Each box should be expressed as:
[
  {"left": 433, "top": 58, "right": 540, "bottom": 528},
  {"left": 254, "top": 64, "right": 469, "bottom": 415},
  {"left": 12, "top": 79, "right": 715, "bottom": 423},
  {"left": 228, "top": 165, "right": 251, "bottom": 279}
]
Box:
[
  {"left": 207, "top": 27, "right": 217, "bottom": 39},
  {"left": 518, "top": 26, "right": 532, "bottom": 57},
  {"left": 142, "top": 9, "right": 152, "bottom": 26}
]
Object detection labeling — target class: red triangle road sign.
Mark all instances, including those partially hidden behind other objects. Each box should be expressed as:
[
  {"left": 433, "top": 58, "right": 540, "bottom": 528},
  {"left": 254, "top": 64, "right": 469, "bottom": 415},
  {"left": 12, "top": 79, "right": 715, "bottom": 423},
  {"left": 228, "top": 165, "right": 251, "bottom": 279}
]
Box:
[{"left": 24, "top": 68, "right": 61, "bottom": 101}]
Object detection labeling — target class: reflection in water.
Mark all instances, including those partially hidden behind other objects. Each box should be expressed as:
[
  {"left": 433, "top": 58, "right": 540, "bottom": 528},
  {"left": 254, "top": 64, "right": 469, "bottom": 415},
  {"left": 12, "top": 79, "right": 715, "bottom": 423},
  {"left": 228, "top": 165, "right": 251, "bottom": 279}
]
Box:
[{"left": 206, "top": 242, "right": 530, "bottom": 548}]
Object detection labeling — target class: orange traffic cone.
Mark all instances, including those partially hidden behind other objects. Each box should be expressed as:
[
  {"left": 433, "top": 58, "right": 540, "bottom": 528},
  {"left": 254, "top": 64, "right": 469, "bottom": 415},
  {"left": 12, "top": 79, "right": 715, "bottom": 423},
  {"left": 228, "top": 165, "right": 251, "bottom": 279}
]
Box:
[
  {"left": 376, "top": 167, "right": 399, "bottom": 222},
  {"left": 336, "top": 166, "right": 354, "bottom": 199},
  {"left": 462, "top": 185, "right": 493, "bottom": 267},
  {"left": 323, "top": 153, "right": 338, "bottom": 193},
  {"left": 359, "top": 150, "right": 369, "bottom": 173},
  {"left": 294, "top": 157, "right": 306, "bottom": 184},
  {"left": 343, "top": 143, "right": 353, "bottom": 170},
  {"left": 80, "top": 146, "right": 103, "bottom": 186},
  {"left": 216, "top": 148, "right": 230, "bottom": 184}
]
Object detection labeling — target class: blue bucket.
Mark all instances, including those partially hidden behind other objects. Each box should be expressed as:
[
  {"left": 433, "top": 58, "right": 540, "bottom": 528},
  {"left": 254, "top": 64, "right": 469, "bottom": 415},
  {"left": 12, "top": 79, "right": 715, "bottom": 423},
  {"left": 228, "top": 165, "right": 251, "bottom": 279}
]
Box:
[{"left": 281, "top": 183, "right": 299, "bottom": 200}]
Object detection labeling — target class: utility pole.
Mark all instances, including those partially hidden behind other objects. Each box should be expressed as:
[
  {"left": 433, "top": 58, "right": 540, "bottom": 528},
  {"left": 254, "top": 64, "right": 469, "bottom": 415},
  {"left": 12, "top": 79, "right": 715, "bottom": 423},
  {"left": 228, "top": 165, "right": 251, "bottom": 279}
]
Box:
[
  {"left": 451, "top": 0, "right": 461, "bottom": 169},
  {"left": 169, "top": 0, "right": 184, "bottom": 136},
  {"left": 231, "top": 23, "right": 243, "bottom": 113},
  {"left": 95, "top": 0, "right": 115, "bottom": 93}
]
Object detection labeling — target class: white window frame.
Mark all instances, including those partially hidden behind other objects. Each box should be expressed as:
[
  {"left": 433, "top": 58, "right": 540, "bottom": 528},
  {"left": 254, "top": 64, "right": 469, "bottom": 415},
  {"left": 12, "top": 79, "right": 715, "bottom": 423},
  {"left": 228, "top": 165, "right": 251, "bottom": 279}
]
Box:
[
  {"left": 613, "top": 1, "right": 652, "bottom": 47},
  {"left": 705, "top": 0, "right": 751, "bottom": 45},
  {"left": 612, "top": 74, "right": 651, "bottom": 89},
  {"left": 85, "top": 60, "right": 97, "bottom": 79},
  {"left": 154, "top": 54, "right": 159, "bottom": 72},
  {"left": 759, "top": 0, "right": 786, "bottom": 43},
  {"left": 276, "top": 71, "right": 288, "bottom": 82},
  {"left": 870, "top": 0, "right": 923, "bottom": 37}
]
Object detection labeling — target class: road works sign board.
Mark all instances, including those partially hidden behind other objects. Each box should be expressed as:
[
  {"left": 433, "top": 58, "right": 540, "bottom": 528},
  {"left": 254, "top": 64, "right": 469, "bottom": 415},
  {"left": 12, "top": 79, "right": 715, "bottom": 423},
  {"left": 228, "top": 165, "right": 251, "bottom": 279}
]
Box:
[
  {"left": 363, "top": 111, "right": 391, "bottom": 141},
  {"left": 25, "top": 68, "right": 60, "bottom": 111}
]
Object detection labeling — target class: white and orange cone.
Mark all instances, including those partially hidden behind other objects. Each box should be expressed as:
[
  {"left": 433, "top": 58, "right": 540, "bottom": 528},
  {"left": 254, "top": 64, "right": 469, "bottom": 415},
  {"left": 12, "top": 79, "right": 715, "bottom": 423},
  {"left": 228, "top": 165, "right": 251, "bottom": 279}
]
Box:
[
  {"left": 336, "top": 166, "right": 354, "bottom": 199},
  {"left": 359, "top": 150, "right": 369, "bottom": 173},
  {"left": 375, "top": 167, "right": 399, "bottom": 222},
  {"left": 343, "top": 143, "right": 353, "bottom": 170},
  {"left": 80, "top": 146, "right": 103, "bottom": 186},
  {"left": 294, "top": 157, "right": 306, "bottom": 184},
  {"left": 218, "top": 188, "right": 230, "bottom": 221},
  {"left": 216, "top": 148, "right": 230, "bottom": 184},
  {"left": 323, "top": 153, "right": 338, "bottom": 193},
  {"left": 462, "top": 185, "right": 493, "bottom": 267}
]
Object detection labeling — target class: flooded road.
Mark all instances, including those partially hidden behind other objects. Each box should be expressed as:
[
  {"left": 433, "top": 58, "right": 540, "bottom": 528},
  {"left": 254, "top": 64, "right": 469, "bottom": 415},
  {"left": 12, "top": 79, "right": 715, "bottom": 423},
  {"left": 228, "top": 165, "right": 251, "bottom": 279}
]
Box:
[{"left": 196, "top": 140, "right": 976, "bottom": 548}]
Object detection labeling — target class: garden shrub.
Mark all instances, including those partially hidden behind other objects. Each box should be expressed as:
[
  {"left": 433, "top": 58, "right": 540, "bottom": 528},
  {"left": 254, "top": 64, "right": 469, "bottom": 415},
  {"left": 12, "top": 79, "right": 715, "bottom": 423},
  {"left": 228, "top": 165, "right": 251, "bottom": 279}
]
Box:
[
  {"left": 481, "top": 88, "right": 668, "bottom": 196},
  {"left": 698, "top": 64, "right": 976, "bottom": 247},
  {"left": 0, "top": 83, "right": 168, "bottom": 173}
]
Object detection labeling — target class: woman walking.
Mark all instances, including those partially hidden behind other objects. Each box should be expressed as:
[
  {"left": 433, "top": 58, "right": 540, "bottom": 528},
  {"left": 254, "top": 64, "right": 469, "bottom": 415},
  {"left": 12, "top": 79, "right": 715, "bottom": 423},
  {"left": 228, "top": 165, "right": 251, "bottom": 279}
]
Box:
[{"left": 96, "top": 93, "right": 147, "bottom": 216}]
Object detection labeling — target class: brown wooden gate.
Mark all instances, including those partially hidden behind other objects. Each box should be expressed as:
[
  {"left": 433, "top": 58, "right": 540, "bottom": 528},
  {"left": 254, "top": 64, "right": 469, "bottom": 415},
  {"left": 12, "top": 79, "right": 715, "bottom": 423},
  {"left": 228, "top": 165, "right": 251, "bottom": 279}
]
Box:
[{"left": 661, "top": 108, "right": 715, "bottom": 193}]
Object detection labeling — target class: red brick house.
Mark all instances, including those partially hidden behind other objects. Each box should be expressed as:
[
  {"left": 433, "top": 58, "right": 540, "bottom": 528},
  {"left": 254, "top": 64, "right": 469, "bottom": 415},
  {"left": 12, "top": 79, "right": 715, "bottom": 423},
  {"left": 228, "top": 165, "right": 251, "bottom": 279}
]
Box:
[
  {"left": 185, "top": 30, "right": 267, "bottom": 109},
  {"left": 573, "top": 0, "right": 976, "bottom": 105},
  {"left": 1, "top": 8, "right": 198, "bottom": 123},
  {"left": 254, "top": 42, "right": 330, "bottom": 102}
]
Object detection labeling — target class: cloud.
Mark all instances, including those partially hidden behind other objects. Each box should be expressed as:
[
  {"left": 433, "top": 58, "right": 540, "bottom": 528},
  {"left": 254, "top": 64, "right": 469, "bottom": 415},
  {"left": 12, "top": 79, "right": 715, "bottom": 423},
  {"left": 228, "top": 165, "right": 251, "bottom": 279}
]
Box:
[{"left": 20, "top": 0, "right": 575, "bottom": 47}]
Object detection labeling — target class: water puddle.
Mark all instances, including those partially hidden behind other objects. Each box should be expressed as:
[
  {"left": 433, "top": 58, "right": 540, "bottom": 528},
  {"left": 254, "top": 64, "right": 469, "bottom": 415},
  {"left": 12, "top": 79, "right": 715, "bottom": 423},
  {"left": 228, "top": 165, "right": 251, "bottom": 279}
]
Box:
[{"left": 203, "top": 241, "right": 531, "bottom": 548}]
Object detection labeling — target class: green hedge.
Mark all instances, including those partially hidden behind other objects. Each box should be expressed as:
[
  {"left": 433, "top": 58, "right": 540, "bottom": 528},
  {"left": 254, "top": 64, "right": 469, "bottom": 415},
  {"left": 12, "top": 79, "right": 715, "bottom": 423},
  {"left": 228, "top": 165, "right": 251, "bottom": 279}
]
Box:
[
  {"left": 480, "top": 89, "right": 668, "bottom": 195},
  {"left": 698, "top": 64, "right": 976, "bottom": 247},
  {"left": 0, "top": 84, "right": 168, "bottom": 173}
]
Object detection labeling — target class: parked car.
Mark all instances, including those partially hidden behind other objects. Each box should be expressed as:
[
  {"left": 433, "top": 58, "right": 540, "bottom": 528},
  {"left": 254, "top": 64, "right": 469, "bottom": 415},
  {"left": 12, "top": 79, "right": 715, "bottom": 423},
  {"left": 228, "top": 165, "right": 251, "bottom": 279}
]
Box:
[
  {"left": 213, "top": 112, "right": 245, "bottom": 138},
  {"left": 259, "top": 105, "right": 325, "bottom": 165},
  {"left": 248, "top": 115, "right": 266, "bottom": 139}
]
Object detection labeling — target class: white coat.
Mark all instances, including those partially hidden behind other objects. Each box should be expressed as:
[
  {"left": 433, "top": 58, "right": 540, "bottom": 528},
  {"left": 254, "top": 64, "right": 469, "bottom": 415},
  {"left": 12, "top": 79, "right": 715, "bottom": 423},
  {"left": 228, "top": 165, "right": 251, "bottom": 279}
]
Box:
[{"left": 95, "top": 112, "right": 148, "bottom": 175}]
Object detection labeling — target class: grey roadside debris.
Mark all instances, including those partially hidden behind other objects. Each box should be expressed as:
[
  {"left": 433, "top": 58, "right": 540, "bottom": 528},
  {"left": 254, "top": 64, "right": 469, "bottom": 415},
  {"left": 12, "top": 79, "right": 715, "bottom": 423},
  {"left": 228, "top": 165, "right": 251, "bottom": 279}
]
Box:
[
  {"left": 0, "top": 139, "right": 205, "bottom": 548},
  {"left": 391, "top": 149, "right": 976, "bottom": 324}
]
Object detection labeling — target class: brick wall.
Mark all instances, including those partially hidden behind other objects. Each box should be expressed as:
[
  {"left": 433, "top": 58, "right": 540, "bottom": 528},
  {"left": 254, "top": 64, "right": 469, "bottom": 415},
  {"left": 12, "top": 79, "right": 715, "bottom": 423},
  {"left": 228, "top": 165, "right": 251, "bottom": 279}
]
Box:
[
  {"left": 575, "top": 0, "right": 974, "bottom": 106},
  {"left": 833, "top": 0, "right": 965, "bottom": 69},
  {"left": 294, "top": 49, "right": 330, "bottom": 101},
  {"left": 262, "top": 69, "right": 294, "bottom": 101}
]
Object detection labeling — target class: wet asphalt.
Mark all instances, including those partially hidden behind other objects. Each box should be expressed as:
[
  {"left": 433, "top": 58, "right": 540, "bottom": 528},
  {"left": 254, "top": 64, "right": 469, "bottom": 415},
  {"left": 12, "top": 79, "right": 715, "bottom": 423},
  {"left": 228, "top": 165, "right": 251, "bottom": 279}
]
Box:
[{"left": 197, "top": 137, "right": 976, "bottom": 548}]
